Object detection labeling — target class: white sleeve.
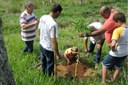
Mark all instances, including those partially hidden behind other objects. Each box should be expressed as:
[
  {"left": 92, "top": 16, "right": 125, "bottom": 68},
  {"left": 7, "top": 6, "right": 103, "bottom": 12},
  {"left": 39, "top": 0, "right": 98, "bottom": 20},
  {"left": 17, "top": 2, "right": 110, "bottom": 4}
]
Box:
[{"left": 38, "top": 18, "right": 42, "bottom": 29}]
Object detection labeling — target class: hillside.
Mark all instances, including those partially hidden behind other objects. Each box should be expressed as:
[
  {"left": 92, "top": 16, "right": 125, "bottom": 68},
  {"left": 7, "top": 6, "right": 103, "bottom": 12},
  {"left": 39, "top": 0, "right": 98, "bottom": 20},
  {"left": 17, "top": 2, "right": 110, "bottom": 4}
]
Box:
[{"left": 0, "top": 0, "right": 128, "bottom": 85}]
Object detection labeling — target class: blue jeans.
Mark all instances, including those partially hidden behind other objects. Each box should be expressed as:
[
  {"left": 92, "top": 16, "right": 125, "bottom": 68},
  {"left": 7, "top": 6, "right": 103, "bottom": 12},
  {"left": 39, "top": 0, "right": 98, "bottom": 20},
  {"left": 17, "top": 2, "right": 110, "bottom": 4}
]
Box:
[
  {"left": 88, "top": 40, "right": 104, "bottom": 64},
  {"left": 88, "top": 41, "right": 96, "bottom": 53},
  {"left": 24, "top": 40, "right": 34, "bottom": 53},
  {"left": 102, "top": 53, "right": 127, "bottom": 70},
  {"left": 39, "top": 44, "right": 54, "bottom": 76}
]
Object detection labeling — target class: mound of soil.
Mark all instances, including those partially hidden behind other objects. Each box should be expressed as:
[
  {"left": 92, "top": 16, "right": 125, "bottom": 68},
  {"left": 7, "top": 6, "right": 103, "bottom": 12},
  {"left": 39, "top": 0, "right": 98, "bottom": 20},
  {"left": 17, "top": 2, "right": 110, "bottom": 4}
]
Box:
[{"left": 54, "top": 60, "right": 97, "bottom": 79}]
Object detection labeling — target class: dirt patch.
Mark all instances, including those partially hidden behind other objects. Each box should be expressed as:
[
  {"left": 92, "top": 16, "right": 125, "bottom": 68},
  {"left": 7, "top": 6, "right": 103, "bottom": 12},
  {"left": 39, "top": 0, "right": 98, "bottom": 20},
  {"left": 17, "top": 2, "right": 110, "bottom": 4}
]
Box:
[
  {"left": 35, "top": 57, "right": 97, "bottom": 79},
  {"left": 55, "top": 60, "right": 97, "bottom": 79}
]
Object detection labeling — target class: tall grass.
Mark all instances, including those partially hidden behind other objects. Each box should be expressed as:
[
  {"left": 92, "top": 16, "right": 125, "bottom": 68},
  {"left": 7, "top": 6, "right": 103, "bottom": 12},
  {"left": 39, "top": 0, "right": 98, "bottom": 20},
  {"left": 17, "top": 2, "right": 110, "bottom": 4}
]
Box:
[{"left": 1, "top": 0, "right": 127, "bottom": 85}]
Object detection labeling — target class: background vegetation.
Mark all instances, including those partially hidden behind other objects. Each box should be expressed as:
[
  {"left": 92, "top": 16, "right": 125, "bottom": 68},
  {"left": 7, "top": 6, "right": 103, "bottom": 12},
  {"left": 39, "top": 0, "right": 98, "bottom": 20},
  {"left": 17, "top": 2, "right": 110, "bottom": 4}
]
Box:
[{"left": 0, "top": 0, "right": 127, "bottom": 85}]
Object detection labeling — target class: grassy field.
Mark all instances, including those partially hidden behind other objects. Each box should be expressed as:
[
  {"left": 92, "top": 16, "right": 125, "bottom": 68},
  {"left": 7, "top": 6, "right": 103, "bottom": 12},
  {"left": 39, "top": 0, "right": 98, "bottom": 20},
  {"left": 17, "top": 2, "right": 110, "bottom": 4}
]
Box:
[{"left": 0, "top": 0, "right": 128, "bottom": 85}]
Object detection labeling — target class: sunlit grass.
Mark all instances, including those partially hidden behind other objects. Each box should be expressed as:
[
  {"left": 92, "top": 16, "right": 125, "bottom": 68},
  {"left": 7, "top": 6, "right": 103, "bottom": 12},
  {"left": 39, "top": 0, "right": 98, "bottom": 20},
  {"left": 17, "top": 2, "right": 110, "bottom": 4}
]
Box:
[{"left": 1, "top": 0, "right": 127, "bottom": 85}]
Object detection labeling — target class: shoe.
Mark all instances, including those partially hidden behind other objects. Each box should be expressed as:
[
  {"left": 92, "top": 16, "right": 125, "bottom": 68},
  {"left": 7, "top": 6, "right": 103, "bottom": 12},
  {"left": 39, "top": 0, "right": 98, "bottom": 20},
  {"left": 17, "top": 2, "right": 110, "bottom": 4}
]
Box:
[{"left": 85, "top": 52, "right": 91, "bottom": 58}]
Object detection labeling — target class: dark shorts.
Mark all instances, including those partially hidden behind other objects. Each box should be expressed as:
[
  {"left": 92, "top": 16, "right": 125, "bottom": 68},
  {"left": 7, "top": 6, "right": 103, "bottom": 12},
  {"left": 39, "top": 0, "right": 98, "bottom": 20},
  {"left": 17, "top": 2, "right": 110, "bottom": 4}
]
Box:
[{"left": 102, "top": 53, "right": 127, "bottom": 70}]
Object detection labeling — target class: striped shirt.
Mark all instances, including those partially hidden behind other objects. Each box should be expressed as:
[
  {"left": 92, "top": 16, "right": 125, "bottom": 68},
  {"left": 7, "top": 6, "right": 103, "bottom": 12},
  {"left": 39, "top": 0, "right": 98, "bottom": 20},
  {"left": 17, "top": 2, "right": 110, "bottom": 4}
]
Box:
[{"left": 20, "top": 10, "right": 37, "bottom": 41}]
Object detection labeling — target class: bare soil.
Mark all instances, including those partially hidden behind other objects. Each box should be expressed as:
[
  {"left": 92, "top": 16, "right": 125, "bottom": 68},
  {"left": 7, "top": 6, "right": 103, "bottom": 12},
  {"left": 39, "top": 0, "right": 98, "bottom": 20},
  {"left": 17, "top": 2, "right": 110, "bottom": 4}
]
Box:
[{"left": 55, "top": 59, "right": 97, "bottom": 79}]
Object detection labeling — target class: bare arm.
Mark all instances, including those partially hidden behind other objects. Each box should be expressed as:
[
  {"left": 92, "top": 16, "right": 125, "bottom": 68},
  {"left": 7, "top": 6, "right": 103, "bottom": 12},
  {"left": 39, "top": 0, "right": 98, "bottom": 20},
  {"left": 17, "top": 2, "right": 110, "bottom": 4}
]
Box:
[
  {"left": 111, "top": 40, "right": 117, "bottom": 51},
  {"left": 21, "top": 20, "right": 39, "bottom": 29},
  {"left": 90, "top": 28, "right": 106, "bottom": 36},
  {"left": 84, "top": 37, "right": 88, "bottom": 53},
  {"left": 51, "top": 38, "right": 61, "bottom": 59},
  {"left": 51, "top": 27, "right": 61, "bottom": 60}
]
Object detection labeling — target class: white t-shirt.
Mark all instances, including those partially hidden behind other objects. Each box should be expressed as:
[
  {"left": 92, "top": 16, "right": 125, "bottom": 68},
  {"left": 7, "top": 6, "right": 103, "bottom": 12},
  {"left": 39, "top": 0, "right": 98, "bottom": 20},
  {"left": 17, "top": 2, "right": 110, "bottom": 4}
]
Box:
[
  {"left": 38, "top": 15, "right": 58, "bottom": 51},
  {"left": 84, "top": 22, "right": 104, "bottom": 44}
]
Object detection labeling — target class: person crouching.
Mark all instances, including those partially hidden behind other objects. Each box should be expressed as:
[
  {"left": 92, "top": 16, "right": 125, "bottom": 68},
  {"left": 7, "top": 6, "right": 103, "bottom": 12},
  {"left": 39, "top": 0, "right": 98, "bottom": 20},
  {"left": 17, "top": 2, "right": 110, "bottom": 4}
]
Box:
[{"left": 64, "top": 47, "right": 80, "bottom": 64}]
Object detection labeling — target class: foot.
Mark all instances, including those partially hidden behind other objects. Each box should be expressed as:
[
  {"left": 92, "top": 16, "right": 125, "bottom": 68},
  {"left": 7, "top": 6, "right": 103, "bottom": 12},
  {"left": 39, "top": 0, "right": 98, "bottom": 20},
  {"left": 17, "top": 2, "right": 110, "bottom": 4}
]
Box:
[{"left": 106, "top": 78, "right": 114, "bottom": 84}]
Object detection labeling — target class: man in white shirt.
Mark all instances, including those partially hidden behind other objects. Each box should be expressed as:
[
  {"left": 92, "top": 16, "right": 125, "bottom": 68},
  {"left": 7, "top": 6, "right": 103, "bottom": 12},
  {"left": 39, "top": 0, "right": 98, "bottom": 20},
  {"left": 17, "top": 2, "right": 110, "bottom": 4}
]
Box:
[
  {"left": 38, "top": 4, "right": 62, "bottom": 76},
  {"left": 79, "top": 22, "right": 105, "bottom": 65}
]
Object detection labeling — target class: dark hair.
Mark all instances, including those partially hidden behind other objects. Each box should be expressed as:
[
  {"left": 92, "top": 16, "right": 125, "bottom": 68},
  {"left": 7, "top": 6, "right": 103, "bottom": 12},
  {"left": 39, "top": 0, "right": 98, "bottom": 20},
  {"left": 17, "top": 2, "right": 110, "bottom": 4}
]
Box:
[
  {"left": 113, "top": 12, "right": 126, "bottom": 23},
  {"left": 100, "top": 5, "right": 111, "bottom": 14},
  {"left": 103, "top": 6, "right": 111, "bottom": 14},
  {"left": 51, "top": 4, "right": 62, "bottom": 13},
  {"left": 25, "top": 2, "right": 35, "bottom": 9}
]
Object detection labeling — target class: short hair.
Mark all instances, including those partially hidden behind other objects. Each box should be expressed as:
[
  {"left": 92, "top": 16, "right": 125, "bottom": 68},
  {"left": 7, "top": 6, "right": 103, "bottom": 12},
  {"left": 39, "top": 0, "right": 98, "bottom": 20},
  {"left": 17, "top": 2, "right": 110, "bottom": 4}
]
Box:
[
  {"left": 25, "top": 2, "right": 35, "bottom": 9},
  {"left": 51, "top": 4, "right": 62, "bottom": 13},
  {"left": 101, "top": 5, "right": 111, "bottom": 14},
  {"left": 113, "top": 12, "right": 126, "bottom": 23}
]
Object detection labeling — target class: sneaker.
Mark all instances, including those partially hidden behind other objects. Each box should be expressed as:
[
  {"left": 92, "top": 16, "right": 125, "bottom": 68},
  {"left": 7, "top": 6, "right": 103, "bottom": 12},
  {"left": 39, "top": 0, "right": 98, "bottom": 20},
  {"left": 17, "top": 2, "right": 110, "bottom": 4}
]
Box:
[{"left": 85, "top": 52, "right": 91, "bottom": 58}]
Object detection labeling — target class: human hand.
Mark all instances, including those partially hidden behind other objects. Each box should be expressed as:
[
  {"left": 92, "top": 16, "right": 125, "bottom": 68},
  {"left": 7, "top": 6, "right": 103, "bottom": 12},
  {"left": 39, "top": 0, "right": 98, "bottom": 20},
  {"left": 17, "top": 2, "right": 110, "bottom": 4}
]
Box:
[
  {"left": 56, "top": 53, "right": 61, "bottom": 60},
  {"left": 34, "top": 20, "right": 39, "bottom": 25},
  {"left": 85, "top": 32, "right": 91, "bottom": 37},
  {"left": 111, "top": 45, "right": 117, "bottom": 52},
  {"left": 84, "top": 48, "right": 88, "bottom": 53}
]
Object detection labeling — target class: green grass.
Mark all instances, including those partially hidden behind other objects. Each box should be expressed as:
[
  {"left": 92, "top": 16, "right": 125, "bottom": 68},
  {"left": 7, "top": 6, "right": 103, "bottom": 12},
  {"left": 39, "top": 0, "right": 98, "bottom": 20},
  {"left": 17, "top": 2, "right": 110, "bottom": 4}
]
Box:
[{"left": 1, "top": 0, "right": 128, "bottom": 85}]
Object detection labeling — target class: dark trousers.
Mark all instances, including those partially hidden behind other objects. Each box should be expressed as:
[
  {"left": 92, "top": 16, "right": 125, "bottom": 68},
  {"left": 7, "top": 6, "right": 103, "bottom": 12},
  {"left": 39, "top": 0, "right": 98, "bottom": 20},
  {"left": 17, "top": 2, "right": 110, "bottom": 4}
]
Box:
[
  {"left": 24, "top": 40, "right": 34, "bottom": 53},
  {"left": 88, "top": 41, "right": 96, "bottom": 53},
  {"left": 39, "top": 44, "right": 54, "bottom": 76},
  {"left": 88, "top": 40, "right": 104, "bottom": 64}
]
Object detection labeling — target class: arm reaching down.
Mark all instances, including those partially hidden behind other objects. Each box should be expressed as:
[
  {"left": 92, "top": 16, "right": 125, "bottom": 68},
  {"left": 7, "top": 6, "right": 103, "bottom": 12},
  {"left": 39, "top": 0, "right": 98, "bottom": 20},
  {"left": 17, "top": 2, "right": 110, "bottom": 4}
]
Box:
[{"left": 111, "top": 40, "right": 117, "bottom": 51}]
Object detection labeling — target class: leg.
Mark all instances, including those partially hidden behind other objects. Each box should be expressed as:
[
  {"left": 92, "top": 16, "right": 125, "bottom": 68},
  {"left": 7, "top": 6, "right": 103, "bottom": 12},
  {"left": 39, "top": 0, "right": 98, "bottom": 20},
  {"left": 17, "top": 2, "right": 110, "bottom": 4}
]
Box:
[
  {"left": 27, "top": 40, "right": 34, "bottom": 53},
  {"left": 113, "top": 56, "right": 127, "bottom": 82},
  {"left": 113, "top": 67, "right": 120, "bottom": 82},
  {"left": 45, "top": 50, "right": 54, "bottom": 76},
  {"left": 39, "top": 44, "right": 47, "bottom": 74},
  {"left": 94, "top": 44, "right": 101, "bottom": 64},
  {"left": 94, "top": 46, "right": 101, "bottom": 69},
  {"left": 88, "top": 40, "right": 95, "bottom": 53},
  {"left": 85, "top": 40, "right": 96, "bottom": 57},
  {"left": 102, "top": 54, "right": 115, "bottom": 84},
  {"left": 102, "top": 66, "right": 108, "bottom": 84},
  {"left": 94, "top": 39, "right": 104, "bottom": 64},
  {"left": 23, "top": 41, "right": 29, "bottom": 52},
  {"left": 24, "top": 41, "right": 34, "bottom": 53}
]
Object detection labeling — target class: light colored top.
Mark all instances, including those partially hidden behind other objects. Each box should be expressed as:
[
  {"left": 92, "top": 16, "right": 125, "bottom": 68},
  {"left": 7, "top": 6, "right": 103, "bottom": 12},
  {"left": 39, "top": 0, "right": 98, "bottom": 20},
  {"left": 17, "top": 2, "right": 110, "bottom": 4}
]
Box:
[
  {"left": 109, "top": 27, "right": 128, "bottom": 57},
  {"left": 85, "top": 22, "right": 104, "bottom": 44},
  {"left": 102, "top": 11, "right": 118, "bottom": 46},
  {"left": 64, "top": 48, "right": 74, "bottom": 59},
  {"left": 20, "top": 10, "right": 37, "bottom": 41},
  {"left": 38, "top": 15, "right": 58, "bottom": 51},
  {"left": 64, "top": 47, "right": 78, "bottom": 59}
]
